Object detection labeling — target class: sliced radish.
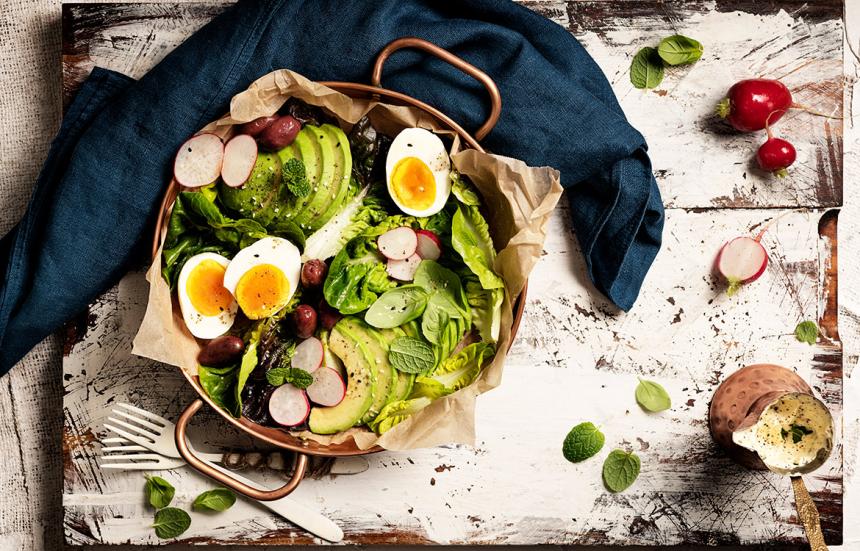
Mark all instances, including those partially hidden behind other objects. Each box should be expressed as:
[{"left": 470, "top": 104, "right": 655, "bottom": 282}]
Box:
[
  {"left": 415, "top": 230, "right": 442, "bottom": 260},
  {"left": 173, "top": 133, "right": 224, "bottom": 188},
  {"left": 377, "top": 227, "right": 418, "bottom": 260},
  {"left": 268, "top": 385, "right": 309, "bottom": 426},
  {"left": 306, "top": 368, "right": 346, "bottom": 407},
  {"left": 716, "top": 236, "right": 768, "bottom": 296},
  {"left": 291, "top": 337, "right": 323, "bottom": 372},
  {"left": 386, "top": 253, "right": 422, "bottom": 281},
  {"left": 221, "top": 134, "right": 258, "bottom": 187}
]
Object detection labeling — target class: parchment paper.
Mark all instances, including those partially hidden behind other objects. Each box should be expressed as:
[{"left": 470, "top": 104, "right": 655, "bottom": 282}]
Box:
[{"left": 133, "top": 69, "right": 562, "bottom": 451}]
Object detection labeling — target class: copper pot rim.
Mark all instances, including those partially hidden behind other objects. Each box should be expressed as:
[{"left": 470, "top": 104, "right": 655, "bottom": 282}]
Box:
[{"left": 155, "top": 43, "right": 526, "bottom": 458}]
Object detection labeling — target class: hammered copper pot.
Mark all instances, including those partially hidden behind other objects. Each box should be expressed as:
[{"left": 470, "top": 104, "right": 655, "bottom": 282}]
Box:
[{"left": 152, "top": 37, "right": 528, "bottom": 500}]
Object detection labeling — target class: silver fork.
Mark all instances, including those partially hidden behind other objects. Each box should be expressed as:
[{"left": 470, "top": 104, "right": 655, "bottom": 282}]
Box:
[{"left": 99, "top": 402, "right": 344, "bottom": 542}]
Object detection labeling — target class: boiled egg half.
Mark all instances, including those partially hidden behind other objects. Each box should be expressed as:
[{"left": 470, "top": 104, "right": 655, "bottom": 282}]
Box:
[
  {"left": 223, "top": 236, "right": 301, "bottom": 320},
  {"left": 177, "top": 252, "right": 238, "bottom": 339},
  {"left": 385, "top": 128, "right": 451, "bottom": 217}
]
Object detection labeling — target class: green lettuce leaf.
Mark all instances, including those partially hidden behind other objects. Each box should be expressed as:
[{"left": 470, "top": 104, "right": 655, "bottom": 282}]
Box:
[
  {"left": 413, "top": 341, "right": 495, "bottom": 399},
  {"left": 452, "top": 205, "right": 504, "bottom": 290},
  {"left": 450, "top": 170, "right": 482, "bottom": 206},
  {"left": 198, "top": 364, "right": 239, "bottom": 418},
  {"left": 465, "top": 277, "right": 503, "bottom": 343},
  {"left": 303, "top": 185, "right": 387, "bottom": 260},
  {"left": 323, "top": 237, "right": 396, "bottom": 314},
  {"left": 234, "top": 322, "right": 266, "bottom": 414},
  {"left": 369, "top": 396, "right": 433, "bottom": 434}
]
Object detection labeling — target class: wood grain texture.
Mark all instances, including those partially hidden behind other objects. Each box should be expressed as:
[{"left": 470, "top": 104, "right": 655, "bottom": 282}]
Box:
[{"left": 55, "top": 0, "right": 845, "bottom": 547}]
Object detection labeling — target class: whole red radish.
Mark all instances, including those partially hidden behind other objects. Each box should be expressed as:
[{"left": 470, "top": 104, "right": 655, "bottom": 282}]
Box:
[
  {"left": 716, "top": 235, "right": 768, "bottom": 296},
  {"left": 716, "top": 79, "right": 792, "bottom": 132},
  {"left": 756, "top": 135, "right": 796, "bottom": 178}
]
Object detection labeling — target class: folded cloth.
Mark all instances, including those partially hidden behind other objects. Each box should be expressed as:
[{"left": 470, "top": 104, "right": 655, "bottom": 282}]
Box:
[{"left": 0, "top": 0, "right": 663, "bottom": 375}]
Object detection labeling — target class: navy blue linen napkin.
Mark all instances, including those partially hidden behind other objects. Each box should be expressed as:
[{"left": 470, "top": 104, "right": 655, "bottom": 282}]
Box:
[{"left": 0, "top": 0, "right": 663, "bottom": 375}]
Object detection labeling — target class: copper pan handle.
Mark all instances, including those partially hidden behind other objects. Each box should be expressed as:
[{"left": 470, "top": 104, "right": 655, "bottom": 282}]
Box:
[
  {"left": 175, "top": 399, "right": 309, "bottom": 501},
  {"left": 371, "top": 37, "right": 502, "bottom": 141}
]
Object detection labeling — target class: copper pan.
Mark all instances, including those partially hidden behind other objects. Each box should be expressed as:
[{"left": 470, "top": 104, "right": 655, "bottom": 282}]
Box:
[{"left": 153, "top": 37, "right": 527, "bottom": 500}]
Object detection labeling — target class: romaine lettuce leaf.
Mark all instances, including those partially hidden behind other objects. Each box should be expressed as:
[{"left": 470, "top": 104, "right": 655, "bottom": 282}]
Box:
[
  {"left": 323, "top": 237, "right": 396, "bottom": 314},
  {"left": 465, "top": 277, "right": 503, "bottom": 343},
  {"left": 450, "top": 170, "right": 482, "bottom": 206},
  {"left": 452, "top": 205, "right": 504, "bottom": 290},
  {"left": 412, "top": 341, "right": 495, "bottom": 399},
  {"left": 369, "top": 396, "right": 433, "bottom": 434}
]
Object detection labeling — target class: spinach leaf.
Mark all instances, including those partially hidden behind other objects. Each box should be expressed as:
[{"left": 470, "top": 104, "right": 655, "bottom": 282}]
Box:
[
  {"left": 266, "top": 367, "right": 314, "bottom": 389},
  {"left": 192, "top": 488, "right": 236, "bottom": 512},
  {"left": 364, "top": 285, "right": 430, "bottom": 328},
  {"left": 268, "top": 219, "right": 306, "bottom": 250},
  {"left": 388, "top": 336, "right": 435, "bottom": 374},
  {"left": 144, "top": 475, "right": 175, "bottom": 509},
  {"left": 630, "top": 47, "right": 664, "bottom": 89},
  {"left": 198, "top": 364, "right": 239, "bottom": 418},
  {"left": 657, "top": 35, "right": 703, "bottom": 66},
  {"left": 152, "top": 507, "right": 191, "bottom": 539},
  {"left": 635, "top": 379, "right": 671, "bottom": 412},
  {"left": 451, "top": 205, "right": 504, "bottom": 290}
]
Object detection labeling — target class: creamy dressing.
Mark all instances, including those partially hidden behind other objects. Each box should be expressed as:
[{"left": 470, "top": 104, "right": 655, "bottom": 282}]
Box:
[{"left": 732, "top": 393, "right": 832, "bottom": 473}]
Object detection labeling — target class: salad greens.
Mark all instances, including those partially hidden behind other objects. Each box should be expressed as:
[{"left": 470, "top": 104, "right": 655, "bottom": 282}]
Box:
[
  {"left": 452, "top": 205, "right": 505, "bottom": 291},
  {"left": 388, "top": 336, "right": 435, "bottom": 374},
  {"left": 364, "top": 285, "right": 430, "bottom": 328}
]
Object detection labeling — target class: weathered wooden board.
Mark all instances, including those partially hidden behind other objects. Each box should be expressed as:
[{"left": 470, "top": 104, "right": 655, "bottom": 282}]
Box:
[{"left": 60, "top": 1, "right": 844, "bottom": 547}]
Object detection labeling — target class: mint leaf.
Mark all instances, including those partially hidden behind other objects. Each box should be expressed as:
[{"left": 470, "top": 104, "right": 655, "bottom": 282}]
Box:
[
  {"left": 283, "top": 158, "right": 311, "bottom": 198},
  {"left": 562, "top": 422, "right": 605, "bottom": 463},
  {"left": 630, "top": 47, "right": 664, "bottom": 89},
  {"left": 152, "top": 507, "right": 191, "bottom": 539},
  {"left": 795, "top": 320, "right": 818, "bottom": 345},
  {"left": 602, "top": 449, "right": 641, "bottom": 493},
  {"left": 192, "top": 488, "right": 236, "bottom": 512},
  {"left": 144, "top": 475, "right": 175, "bottom": 509},
  {"left": 657, "top": 35, "right": 703, "bottom": 65},
  {"left": 389, "top": 336, "right": 436, "bottom": 374},
  {"left": 635, "top": 379, "right": 671, "bottom": 412},
  {"left": 784, "top": 424, "right": 813, "bottom": 444},
  {"left": 266, "top": 367, "right": 313, "bottom": 389}
]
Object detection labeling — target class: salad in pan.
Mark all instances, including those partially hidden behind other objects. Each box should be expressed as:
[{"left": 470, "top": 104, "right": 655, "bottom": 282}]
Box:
[{"left": 163, "top": 99, "right": 504, "bottom": 435}]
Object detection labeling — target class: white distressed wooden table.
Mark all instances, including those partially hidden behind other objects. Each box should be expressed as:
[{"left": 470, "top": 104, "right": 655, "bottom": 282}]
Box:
[{"left": 59, "top": 1, "right": 845, "bottom": 547}]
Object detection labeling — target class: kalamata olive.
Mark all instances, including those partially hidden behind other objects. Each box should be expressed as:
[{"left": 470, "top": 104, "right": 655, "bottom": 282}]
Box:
[
  {"left": 318, "top": 300, "right": 342, "bottom": 330},
  {"left": 301, "top": 259, "right": 328, "bottom": 288},
  {"left": 258, "top": 115, "right": 301, "bottom": 151},
  {"left": 291, "top": 305, "right": 318, "bottom": 339},
  {"left": 237, "top": 115, "right": 279, "bottom": 137},
  {"left": 198, "top": 335, "right": 245, "bottom": 367}
]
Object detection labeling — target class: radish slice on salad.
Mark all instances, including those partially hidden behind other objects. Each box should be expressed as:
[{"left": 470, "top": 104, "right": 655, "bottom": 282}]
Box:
[
  {"left": 716, "top": 236, "right": 768, "bottom": 295},
  {"left": 268, "top": 385, "right": 309, "bottom": 426},
  {"left": 415, "top": 229, "right": 441, "bottom": 260},
  {"left": 386, "top": 253, "right": 422, "bottom": 281},
  {"left": 378, "top": 227, "right": 418, "bottom": 260},
  {"left": 173, "top": 133, "right": 224, "bottom": 188},
  {"left": 221, "top": 134, "right": 258, "bottom": 187},
  {"left": 306, "top": 368, "right": 346, "bottom": 406},
  {"left": 291, "top": 337, "right": 323, "bottom": 372}
]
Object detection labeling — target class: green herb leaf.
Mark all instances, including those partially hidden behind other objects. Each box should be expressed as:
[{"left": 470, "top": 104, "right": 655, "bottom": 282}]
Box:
[
  {"left": 630, "top": 47, "right": 664, "bottom": 89},
  {"left": 283, "top": 158, "right": 311, "bottom": 198},
  {"left": 198, "top": 364, "right": 239, "bottom": 417},
  {"left": 602, "top": 449, "right": 641, "bottom": 493},
  {"left": 562, "top": 422, "right": 605, "bottom": 463},
  {"left": 657, "top": 35, "right": 703, "bottom": 66},
  {"left": 266, "top": 367, "right": 314, "bottom": 389},
  {"left": 144, "top": 475, "right": 175, "bottom": 509},
  {"left": 152, "top": 507, "right": 191, "bottom": 539},
  {"left": 364, "top": 284, "right": 430, "bottom": 329},
  {"left": 388, "top": 336, "right": 436, "bottom": 374},
  {"left": 635, "top": 379, "right": 671, "bottom": 412},
  {"left": 795, "top": 320, "right": 819, "bottom": 345},
  {"left": 192, "top": 488, "right": 237, "bottom": 512},
  {"left": 784, "top": 424, "right": 813, "bottom": 444}
]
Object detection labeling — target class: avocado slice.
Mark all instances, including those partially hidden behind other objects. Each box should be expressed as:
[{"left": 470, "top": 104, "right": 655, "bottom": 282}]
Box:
[
  {"left": 392, "top": 372, "right": 415, "bottom": 402},
  {"left": 218, "top": 152, "right": 282, "bottom": 225},
  {"left": 353, "top": 323, "right": 397, "bottom": 424},
  {"left": 308, "top": 321, "right": 375, "bottom": 434},
  {"left": 315, "top": 124, "right": 353, "bottom": 225},
  {"left": 291, "top": 124, "right": 337, "bottom": 231}
]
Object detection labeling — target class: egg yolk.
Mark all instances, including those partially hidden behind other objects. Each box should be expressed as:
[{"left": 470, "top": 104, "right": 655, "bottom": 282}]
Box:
[
  {"left": 391, "top": 157, "right": 436, "bottom": 211},
  {"left": 186, "top": 260, "right": 233, "bottom": 316},
  {"left": 235, "top": 264, "right": 290, "bottom": 319}
]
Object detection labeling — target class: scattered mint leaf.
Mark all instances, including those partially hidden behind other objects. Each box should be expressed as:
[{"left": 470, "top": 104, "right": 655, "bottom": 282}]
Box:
[
  {"left": 630, "top": 47, "right": 664, "bottom": 89},
  {"left": 602, "top": 449, "right": 641, "bottom": 493},
  {"left": 657, "top": 35, "right": 704, "bottom": 65},
  {"left": 783, "top": 424, "right": 813, "bottom": 444},
  {"left": 635, "top": 379, "right": 671, "bottom": 412},
  {"left": 152, "top": 507, "right": 191, "bottom": 539},
  {"left": 192, "top": 488, "right": 237, "bottom": 512},
  {"left": 562, "top": 422, "right": 605, "bottom": 463},
  {"left": 388, "top": 336, "right": 436, "bottom": 374},
  {"left": 266, "top": 367, "right": 313, "bottom": 389},
  {"left": 795, "top": 320, "right": 818, "bottom": 345},
  {"left": 283, "top": 158, "right": 311, "bottom": 198},
  {"left": 144, "top": 475, "right": 175, "bottom": 509}
]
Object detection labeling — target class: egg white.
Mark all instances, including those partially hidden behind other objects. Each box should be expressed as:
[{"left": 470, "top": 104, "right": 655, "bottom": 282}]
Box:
[
  {"left": 385, "top": 127, "right": 451, "bottom": 217},
  {"left": 223, "top": 236, "right": 302, "bottom": 315},
  {"left": 177, "top": 252, "right": 238, "bottom": 339}
]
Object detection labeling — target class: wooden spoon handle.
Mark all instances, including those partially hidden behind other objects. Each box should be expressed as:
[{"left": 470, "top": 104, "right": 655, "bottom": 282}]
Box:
[{"left": 791, "top": 476, "right": 828, "bottom": 551}]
